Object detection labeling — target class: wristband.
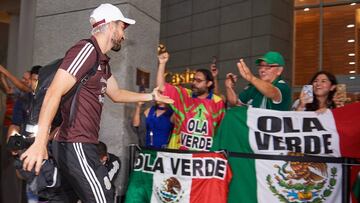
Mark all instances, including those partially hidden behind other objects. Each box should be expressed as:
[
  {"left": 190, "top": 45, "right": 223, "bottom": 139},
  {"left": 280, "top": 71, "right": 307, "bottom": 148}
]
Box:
[{"left": 151, "top": 93, "right": 155, "bottom": 101}]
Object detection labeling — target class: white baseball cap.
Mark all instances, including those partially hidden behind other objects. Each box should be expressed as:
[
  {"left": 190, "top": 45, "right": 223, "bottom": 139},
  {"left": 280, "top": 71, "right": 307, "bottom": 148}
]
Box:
[{"left": 90, "top": 3, "right": 136, "bottom": 28}]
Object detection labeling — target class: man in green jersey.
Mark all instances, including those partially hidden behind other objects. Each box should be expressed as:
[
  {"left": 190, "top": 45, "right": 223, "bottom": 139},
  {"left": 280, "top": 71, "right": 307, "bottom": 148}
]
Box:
[{"left": 225, "top": 51, "right": 291, "bottom": 110}]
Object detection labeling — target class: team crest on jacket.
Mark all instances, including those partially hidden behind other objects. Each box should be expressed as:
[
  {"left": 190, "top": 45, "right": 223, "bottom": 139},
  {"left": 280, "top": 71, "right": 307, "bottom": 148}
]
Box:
[
  {"left": 155, "top": 177, "right": 184, "bottom": 203},
  {"left": 266, "top": 152, "right": 338, "bottom": 203},
  {"left": 99, "top": 76, "right": 107, "bottom": 103}
]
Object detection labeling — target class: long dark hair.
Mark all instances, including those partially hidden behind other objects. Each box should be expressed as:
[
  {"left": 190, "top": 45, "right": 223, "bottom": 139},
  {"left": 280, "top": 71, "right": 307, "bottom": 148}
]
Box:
[{"left": 305, "top": 71, "right": 337, "bottom": 111}]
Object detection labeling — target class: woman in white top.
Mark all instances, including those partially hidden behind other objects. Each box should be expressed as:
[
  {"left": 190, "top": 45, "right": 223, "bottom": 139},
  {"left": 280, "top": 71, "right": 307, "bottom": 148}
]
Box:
[{"left": 293, "top": 71, "right": 344, "bottom": 111}]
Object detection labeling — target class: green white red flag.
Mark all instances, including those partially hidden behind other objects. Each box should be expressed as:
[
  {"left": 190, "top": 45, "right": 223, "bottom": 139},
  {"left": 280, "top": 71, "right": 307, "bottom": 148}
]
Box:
[
  {"left": 125, "top": 149, "right": 232, "bottom": 203},
  {"left": 212, "top": 102, "right": 360, "bottom": 203}
]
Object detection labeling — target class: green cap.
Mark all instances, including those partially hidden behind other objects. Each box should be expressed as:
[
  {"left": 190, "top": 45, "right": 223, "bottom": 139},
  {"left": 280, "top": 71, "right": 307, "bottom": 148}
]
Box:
[{"left": 255, "top": 51, "right": 285, "bottom": 66}]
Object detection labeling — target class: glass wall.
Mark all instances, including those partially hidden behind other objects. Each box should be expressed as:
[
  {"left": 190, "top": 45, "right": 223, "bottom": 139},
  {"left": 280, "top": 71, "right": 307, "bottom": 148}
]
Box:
[{"left": 294, "top": 0, "right": 360, "bottom": 102}]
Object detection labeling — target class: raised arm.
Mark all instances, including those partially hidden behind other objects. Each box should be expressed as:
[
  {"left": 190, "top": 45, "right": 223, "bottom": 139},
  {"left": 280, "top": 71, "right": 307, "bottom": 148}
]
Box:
[
  {"left": 157, "top": 52, "right": 169, "bottom": 91},
  {"left": 0, "top": 73, "right": 13, "bottom": 94},
  {"left": 132, "top": 102, "right": 144, "bottom": 127},
  {"left": 20, "top": 69, "right": 76, "bottom": 174},
  {"left": 210, "top": 63, "right": 220, "bottom": 95},
  {"left": 237, "top": 59, "right": 281, "bottom": 102},
  {"left": 225, "top": 73, "right": 241, "bottom": 106},
  {"left": 0, "top": 65, "right": 31, "bottom": 93}
]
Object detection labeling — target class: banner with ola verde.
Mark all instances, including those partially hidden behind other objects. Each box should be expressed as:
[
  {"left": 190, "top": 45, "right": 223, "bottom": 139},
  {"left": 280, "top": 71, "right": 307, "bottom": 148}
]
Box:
[
  {"left": 125, "top": 149, "right": 232, "bottom": 203},
  {"left": 212, "top": 102, "right": 360, "bottom": 203}
]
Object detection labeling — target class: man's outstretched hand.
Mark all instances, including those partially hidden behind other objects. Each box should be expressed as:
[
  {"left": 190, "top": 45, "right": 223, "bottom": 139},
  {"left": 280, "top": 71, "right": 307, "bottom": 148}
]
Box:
[
  {"left": 152, "top": 87, "right": 174, "bottom": 104},
  {"left": 20, "top": 142, "right": 48, "bottom": 175}
]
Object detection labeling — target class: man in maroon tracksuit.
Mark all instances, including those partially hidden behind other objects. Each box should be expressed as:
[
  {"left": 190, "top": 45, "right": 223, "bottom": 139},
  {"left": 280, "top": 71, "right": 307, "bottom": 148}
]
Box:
[{"left": 20, "top": 4, "right": 172, "bottom": 202}]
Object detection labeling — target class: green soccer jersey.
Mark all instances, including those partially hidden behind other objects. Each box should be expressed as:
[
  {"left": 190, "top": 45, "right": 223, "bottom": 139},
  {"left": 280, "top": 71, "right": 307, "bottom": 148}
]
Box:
[{"left": 238, "top": 77, "right": 291, "bottom": 111}]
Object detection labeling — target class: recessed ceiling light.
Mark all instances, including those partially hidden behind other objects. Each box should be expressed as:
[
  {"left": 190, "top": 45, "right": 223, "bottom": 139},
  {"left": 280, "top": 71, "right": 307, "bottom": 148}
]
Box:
[
  {"left": 349, "top": 70, "right": 356, "bottom": 74},
  {"left": 348, "top": 39, "right": 355, "bottom": 43},
  {"left": 350, "top": 3, "right": 356, "bottom": 6},
  {"left": 350, "top": 76, "right": 356, "bottom": 80},
  {"left": 349, "top": 62, "right": 356, "bottom": 65},
  {"left": 304, "top": 8, "right": 310, "bottom": 11},
  {"left": 347, "top": 24, "right": 355, "bottom": 28},
  {"left": 348, "top": 53, "right": 355, "bottom": 56}
]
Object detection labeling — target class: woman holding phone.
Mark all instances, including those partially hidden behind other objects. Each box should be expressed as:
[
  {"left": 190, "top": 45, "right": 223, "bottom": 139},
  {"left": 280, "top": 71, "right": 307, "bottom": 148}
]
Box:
[{"left": 292, "top": 71, "right": 345, "bottom": 111}]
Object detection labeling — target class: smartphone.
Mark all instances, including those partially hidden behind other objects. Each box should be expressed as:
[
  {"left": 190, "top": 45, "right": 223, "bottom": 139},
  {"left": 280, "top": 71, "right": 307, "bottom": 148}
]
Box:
[
  {"left": 158, "top": 43, "right": 167, "bottom": 55},
  {"left": 336, "top": 84, "right": 346, "bottom": 94},
  {"left": 212, "top": 56, "right": 218, "bottom": 67},
  {"left": 210, "top": 56, "right": 218, "bottom": 77},
  {"left": 336, "top": 84, "right": 347, "bottom": 102},
  {"left": 228, "top": 74, "right": 237, "bottom": 83},
  {"left": 302, "top": 85, "right": 314, "bottom": 103}
]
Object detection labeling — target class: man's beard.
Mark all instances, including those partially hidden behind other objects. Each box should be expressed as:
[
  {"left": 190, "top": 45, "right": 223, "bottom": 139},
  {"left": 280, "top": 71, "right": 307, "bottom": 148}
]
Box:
[
  {"left": 191, "top": 85, "right": 207, "bottom": 97},
  {"left": 111, "top": 32, "right": 122, "bottom": 52},
  {"left": 111, "top": 40, "right": 122, "bottom": 52}
]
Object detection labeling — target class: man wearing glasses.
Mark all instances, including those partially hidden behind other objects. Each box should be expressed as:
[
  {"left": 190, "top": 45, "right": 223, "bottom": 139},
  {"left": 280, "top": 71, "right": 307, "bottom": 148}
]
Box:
[
  {"left": 157, "top": 52, "right": 225, "bottom": 151},
  {"left": 225, "top": 51, "right": 291, "bottom": 110}
]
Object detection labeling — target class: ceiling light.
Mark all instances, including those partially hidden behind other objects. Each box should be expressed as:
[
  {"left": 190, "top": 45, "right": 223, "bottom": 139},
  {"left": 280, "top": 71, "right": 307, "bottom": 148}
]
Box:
[
  {"left": 347, "top": 24, "right": 355, "bottom": 28},
  {"left": 350, "top": 76, "right": 356, "bottom": 80},
  {"left": 350, "top": 3, "right": 356, "bottom": 6},
  {"left": 348, "top": 39, "right": 355, "bottom": 43},
  {"left": 349, "top": 70, "right": 356, "bottom": 74},
  {"left": 349, "top": 62, "right": 356, "bottom": 65},
  {"left": 304, "top": 8, "right": 310, "bottom": 11},
  {"left": 348, "top": 53, "right": 355, "bottom": 56}
]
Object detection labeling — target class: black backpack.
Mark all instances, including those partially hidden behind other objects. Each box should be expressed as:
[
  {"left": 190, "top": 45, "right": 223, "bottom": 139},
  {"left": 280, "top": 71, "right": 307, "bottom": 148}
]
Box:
[{"left": 29, "top": 39, "right": 99, "bottom": 128}]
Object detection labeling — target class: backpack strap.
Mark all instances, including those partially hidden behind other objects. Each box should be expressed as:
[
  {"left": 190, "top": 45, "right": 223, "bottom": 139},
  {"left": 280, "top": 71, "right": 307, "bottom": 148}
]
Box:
[{"left": 68, "top": 38, "right": 100, "bottom": 126}]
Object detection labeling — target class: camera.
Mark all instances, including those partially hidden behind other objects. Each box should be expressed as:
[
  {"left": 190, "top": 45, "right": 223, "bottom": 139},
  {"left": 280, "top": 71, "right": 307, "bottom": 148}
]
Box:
[
  {"left": 158, "top": 43, "right": 167, "bottom": 55},
  {"left": 6, "top": 133, "right": 34, "bottom": 151}
]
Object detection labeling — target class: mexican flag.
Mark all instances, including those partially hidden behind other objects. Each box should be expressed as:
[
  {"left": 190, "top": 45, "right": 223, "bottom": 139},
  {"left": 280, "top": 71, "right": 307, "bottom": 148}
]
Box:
[
  {"left": 212, "top": 102, "right": 360, "bottom": 203},
  {"left": 125, "top": 149, "right": 232, "bottom": 203}
]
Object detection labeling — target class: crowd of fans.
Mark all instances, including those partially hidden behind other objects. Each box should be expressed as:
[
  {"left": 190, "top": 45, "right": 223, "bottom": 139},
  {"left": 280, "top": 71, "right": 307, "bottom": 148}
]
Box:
[
  {"left": 0, "top": 49, "right": 355, "bottom": 202},
  {"left": 132, "top": 50, "right": 352, "bottom": 151},
  {"left": 0, "top": 3, "right": 358, "bottom": 202}
]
